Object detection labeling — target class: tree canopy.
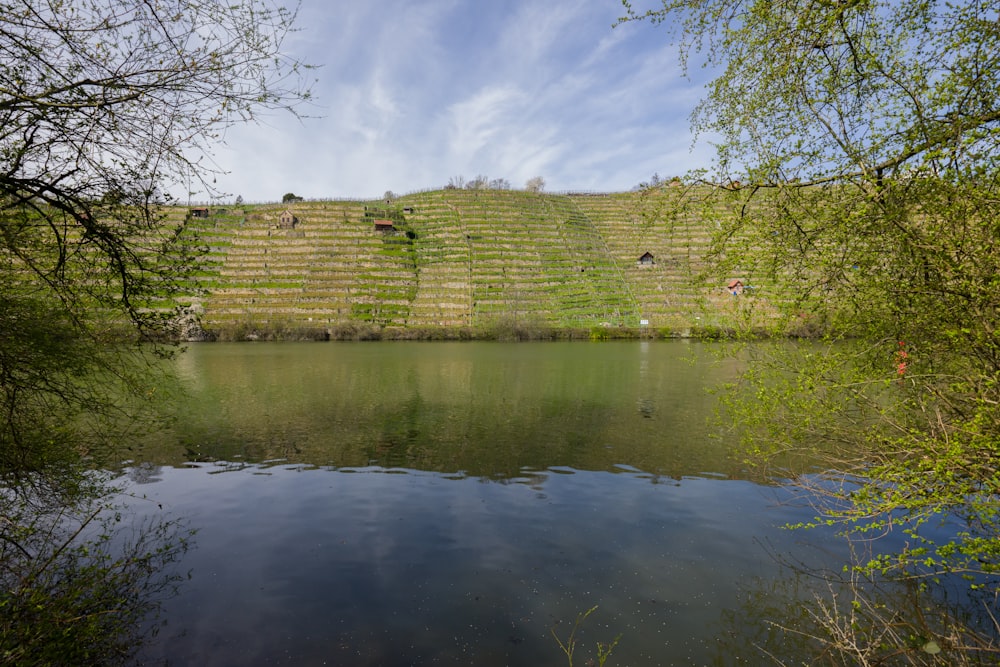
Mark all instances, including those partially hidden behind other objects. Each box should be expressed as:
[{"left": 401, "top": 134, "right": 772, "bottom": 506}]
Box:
[
  {"left": 1, "top": 2, "right": 311, "bottom": 661},
  {"left": 1, "top": 0, "right": 310, "bottom": 329},
  {"left": 1, "top": 0, "right": 311, "bottom": 471},
  {"left": 623, "top": 0, "right": 1000, "bottom": 661}
]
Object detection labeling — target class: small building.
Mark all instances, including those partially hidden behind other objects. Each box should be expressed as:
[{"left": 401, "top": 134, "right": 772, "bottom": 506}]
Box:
[
  {"left": 727, "top": 279, "right": 745, "bottom": 295},
  {"left": 638, "top": 251, "right": 655, "bottom": 266},
  {"left": 402, "top": 207, "right": 415, "bottom": 214},
  {"left": 278, "top": 209, "right": 298, "bottom": 229},
  {"left": 189, "top": 207, "right": 210, "bottom": 219},
  {"left": 374, "top": 219, "right": 395, "bottom": 233}
]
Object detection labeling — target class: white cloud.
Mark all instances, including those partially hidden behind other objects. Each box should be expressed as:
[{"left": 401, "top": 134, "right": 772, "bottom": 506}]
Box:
[
  {"left": 447, "top": 85, "right": 526, "bottom": 158},
  {"left": 201, "top": 0, "right": 713, "bottom": 201}
]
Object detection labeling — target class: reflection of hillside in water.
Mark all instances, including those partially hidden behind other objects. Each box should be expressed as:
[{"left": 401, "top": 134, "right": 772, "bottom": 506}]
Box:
[{"left": 139, "top": 341, "right": 754, "bottom": 479}]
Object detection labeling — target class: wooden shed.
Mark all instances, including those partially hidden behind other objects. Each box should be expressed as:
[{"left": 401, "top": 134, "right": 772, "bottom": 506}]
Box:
[
  {"left": 638, "top": 251, "right": 655, "bottom": 266},
  {"left": 374, "top": 219, "right": 395, "bottom": 232},
  {"left": 727, "top": 279, "right": 745, "bottom": 295},
  {"left": 189, "top": 207, "right": 210, "bottom": 219}
]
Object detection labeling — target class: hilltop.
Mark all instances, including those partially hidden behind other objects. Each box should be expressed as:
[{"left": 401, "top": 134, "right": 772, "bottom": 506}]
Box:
[{"left": 167, "top": 188, "right": 783, "bottom": 340}]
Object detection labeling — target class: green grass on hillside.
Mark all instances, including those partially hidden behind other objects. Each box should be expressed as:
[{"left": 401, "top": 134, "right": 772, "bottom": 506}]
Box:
[{"left": 161, "top": 189, "right": 793, "bottom": 340}]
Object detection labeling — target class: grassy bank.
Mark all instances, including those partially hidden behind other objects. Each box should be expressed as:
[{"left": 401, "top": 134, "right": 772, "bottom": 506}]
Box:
[{"left": 195, "top": 320, "right": 764, "bottom": 342}]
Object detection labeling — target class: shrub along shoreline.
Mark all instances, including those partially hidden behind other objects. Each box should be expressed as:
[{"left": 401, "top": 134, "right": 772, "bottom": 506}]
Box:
[{"left": 184, "top": 320, "right": 795, "bottom": 342}]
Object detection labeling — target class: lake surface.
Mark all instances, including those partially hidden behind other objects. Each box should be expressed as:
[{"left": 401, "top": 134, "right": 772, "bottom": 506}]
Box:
[{"left": 127, "top": 342, "right": 846, "bottom": 666}]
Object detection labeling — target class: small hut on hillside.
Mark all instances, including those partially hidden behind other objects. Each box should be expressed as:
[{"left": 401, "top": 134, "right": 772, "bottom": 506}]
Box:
[
  {"left": 374, "top": 219, "right": 395, "bottom": 233},
  {"left": 189, "top": 207, "right": 210, "bottom": 219},
  {"left": 727, "top": 279, "right": 745, "bottom": 295},
  {"left": 638, "top": 251, "right": 655, "bottom": 266},
  {"left": 278, "top": 209, "right": 298, "bottom": 229}
]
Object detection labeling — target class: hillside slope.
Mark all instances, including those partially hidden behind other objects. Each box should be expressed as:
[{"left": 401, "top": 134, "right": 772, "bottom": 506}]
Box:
[{"left": 171, "top": 188, "right": 776, "bottom": 338}]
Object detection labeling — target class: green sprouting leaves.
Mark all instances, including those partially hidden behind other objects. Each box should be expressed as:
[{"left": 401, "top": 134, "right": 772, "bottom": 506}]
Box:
[
  {"left": 550, "top": 605, "right": 621, "bottom": 667},
  {"left": 627, "top": 0, "right": 1000, "bottom": 605},
  {"left": 0, "top": 481, "right": 194, "bottom": 667}
]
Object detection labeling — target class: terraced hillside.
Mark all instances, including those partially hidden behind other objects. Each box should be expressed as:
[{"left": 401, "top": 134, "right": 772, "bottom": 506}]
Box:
[{"left": 170, "top": 188, "right": 776, "bottom": 337}]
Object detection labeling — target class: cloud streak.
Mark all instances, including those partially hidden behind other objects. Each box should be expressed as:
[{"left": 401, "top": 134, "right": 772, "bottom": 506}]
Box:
[{"left": 206, "top": 0, "right": 713, "bottom": 202}]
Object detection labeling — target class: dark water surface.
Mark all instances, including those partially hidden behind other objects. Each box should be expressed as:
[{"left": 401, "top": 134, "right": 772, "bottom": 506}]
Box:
[{"left": 128, "top": 342, "right": 842, "bottom": 666}]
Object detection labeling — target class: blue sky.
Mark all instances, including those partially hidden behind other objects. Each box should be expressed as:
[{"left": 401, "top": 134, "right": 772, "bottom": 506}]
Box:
[{"left": 210, "top": 0, "right": 714, "bottom": 202}]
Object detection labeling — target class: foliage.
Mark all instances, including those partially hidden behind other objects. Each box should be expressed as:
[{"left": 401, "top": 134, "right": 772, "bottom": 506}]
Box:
[
  {"left": 446, "top": 174, "right": 513, "bottom": 190},
  {"left": 589, "top": 326, "right": 611, "bottom": 341},
  {"left": 2, "top": 0, "right": 311, "bottom": 253},
  {"left": 550, "top": 605, "right": 621, "bottom": 667},
  {"left": 718, "top": 564, "right": 1000, "bottom": 666},
  {"left": 634, "top": 172, "right": 665, "bottom": 190},
  {"left": 0, "top": 284, "right": 178, "bottom": 488},
  {"left": 466, "top": 174, "right": 489, "bottom": 190},
  {"left": 0, "top": 477, "right": 193, "bottom": 667},
  {"left": 776, "top": 579, "right": 1000, "bottom": 666},
  {"left": 0, "top": 0, "right": 310, "bottom": 661},
  {"left": 525, "top": 176, "right": 546, "bottom": 192},
  {"left": 0, "top": 0, "right": 311, "bottom": 469},
  {"left": 283, "top": 192, "right": 305, "bottom": 203},
  {"left": 622, "top": 0, "right": 1000, "bottom": 659}
]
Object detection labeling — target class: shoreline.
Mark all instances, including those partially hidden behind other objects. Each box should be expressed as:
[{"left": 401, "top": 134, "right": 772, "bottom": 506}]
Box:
[{"left": 175, "top": 321, "right": 785, "bottom": 343}]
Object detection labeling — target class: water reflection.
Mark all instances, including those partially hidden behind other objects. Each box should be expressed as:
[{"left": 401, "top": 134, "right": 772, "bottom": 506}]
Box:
[
  {"left": 142, "top": 342, "right": 753, "bottom": 479},
  {"left": 132, "top": 342, "right": 850, "bottom": 666},
  {"left": 132, "top": 462, "right": 840, "bottom": 666}
]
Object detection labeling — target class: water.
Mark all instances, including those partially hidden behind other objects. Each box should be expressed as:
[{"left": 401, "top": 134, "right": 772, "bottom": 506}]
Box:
[{"left": 127, "top": 342, "right": 845, "bottom": 666}]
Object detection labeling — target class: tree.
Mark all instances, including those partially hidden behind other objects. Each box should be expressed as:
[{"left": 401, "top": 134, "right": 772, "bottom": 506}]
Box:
[
  {"left": 633, "top": 172, "right": 663, "bottom": 190},
  {"left": 1, "top": 0, "right": 310, "bottom": 343},
  {"left": 2, "top": 0, "right": 310, "bottom": 472},
  {"left": 466, "top": 174, "right": 489, "bottom": 190},
  {"left": 283, "top": 192, "right": 304, "bottom": 203},
  {"left": 525, "top": 176, "right": 545, "bottom": 192},
  {"left": 624, "top": 0, "right": 1000, "bottom": 661},
  {"left": 0, "top": 476, "right": 192, "bottom": 666},
  {"left": 1, "top": 0, "right": 310, "bottom": 661}
]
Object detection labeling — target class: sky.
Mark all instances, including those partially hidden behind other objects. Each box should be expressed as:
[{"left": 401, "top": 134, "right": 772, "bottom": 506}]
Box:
[{"left": 208, "top": 0, "right": 715, "bottom": 202}]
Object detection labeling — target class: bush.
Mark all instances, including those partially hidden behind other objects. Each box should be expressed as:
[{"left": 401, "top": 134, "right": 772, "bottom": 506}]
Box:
[{"left": 0, "top": 478, "right": 192, "bottom": 667}]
